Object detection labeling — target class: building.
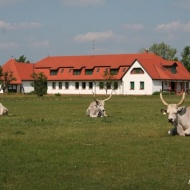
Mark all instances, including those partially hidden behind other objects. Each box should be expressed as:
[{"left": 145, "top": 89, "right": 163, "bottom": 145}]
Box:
[
  {"left": 1, "top": 59, "right": 34, "bottom": 93},
  {"left": 1, "top": 52, "right": 190, "bottom": 95}
]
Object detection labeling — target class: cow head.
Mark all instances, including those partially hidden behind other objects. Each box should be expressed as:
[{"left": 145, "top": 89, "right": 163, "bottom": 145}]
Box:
[
  {"left": 92, "top": 92, "right": 112, "bottom": 117},
  {"left": 160, "top": 90, "right": 185, "bottom": 124}
]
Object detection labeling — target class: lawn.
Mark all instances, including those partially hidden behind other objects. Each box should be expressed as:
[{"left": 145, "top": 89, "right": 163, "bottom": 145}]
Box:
[{"left": 0, "top": 94, "right": 190, "bottom": 190}]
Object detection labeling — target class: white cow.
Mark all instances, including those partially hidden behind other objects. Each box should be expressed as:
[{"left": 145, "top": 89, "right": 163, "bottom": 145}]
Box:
[
  {"left": 0, "top": 103, "right": 8, "bottom": 116},
  {"left": 86, "top": 92, "right": 112, "bottom": 118},
  {"left": 160, "top": 90, "right": 190, "bottom": 136}
]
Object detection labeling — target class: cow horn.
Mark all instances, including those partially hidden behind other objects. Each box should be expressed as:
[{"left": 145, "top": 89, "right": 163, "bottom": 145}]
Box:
[
  {"left": 176, "top": 91, "right": 185, "bottom": 106},
  {"left": 160, "top": 90, "right": 168, "bottom": 106},
  {"left": 92, "top": 91, "right": 99, "bottom": 102},
  {"left": 103, "top": 90, "right": 113, "bottom": 102}
]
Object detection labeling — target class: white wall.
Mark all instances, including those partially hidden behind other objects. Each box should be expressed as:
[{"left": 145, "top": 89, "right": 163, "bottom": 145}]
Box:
[
  {"left": 47, "top": 81, "right": 122, "bottom": 95},
  {"left": 22, "top": 81, "right": 34, "bottom": 93},
  {"left": 122, "top": 60, "right": 153, "bottom": 95},
  {"left": 152, "top": 80, "right": 162, "bottom": 93}
]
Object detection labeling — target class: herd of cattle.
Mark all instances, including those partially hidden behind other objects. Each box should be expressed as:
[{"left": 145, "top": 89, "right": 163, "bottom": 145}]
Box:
[{"left": 1, "top": 91, "right": 190, "bottom": 136}]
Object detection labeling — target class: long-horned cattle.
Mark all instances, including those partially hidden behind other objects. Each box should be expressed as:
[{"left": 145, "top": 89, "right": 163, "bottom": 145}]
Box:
[
  {"left": 0, "top": 103, "right": 8, "bottom": 116},
  {"left": 160, "top": 90, "right": 190, "bottom": 136},
  {"left": 86, "top": 92, "right": 112, "bottom": 118}
]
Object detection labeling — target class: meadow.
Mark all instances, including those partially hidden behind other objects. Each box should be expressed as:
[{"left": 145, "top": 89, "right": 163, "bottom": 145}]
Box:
[{"left": 0, "top": 94, "right": 190, "bottom": 190}]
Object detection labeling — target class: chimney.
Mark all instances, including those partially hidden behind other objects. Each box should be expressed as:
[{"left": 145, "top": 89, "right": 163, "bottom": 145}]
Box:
[{"left": 145, "top": 48, "right": 148, "bottom": 53}]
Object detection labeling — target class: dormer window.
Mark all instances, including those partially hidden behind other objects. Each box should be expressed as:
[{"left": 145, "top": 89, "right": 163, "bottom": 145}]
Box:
[
  {"left": 85, "top": 69, "right": 93, "bottom": 75},
  {"left": 131, "top": 68, "right": 144, "bottom": 74},
  {"left": 73, "top": 69, "right": 81, "bottom": 75},
  {"left": 110, "top": 69, "right": 118, "bottom": 75},
  {"left": 171, "top": 65, "right": 177, "bottom": 74},
  {"left": 50, "top": 70, "right": 58, "bottom": 75}
]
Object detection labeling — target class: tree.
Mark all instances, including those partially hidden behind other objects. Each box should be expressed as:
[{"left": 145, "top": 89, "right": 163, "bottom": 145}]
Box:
[
  {"left": 0, "top": 66, "right": 17, "bottom": 93},
  {"left": 100, "top": 69, "right": 116, "bottom": 94},
  {"left": 31, "top": 72, "right": 47, "bottom": 96},
  {"left": 181, "top": 46, "right": 190, "bottom": 72},
  {"left": 148, "top": 42, "right": 177, "bottom": 60},
  {"left": 15, "top": 55, "right": 30, "bottom": 63}
]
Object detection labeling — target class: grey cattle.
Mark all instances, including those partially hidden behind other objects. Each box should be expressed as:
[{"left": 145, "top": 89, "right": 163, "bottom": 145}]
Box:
[
  {"left": 86, "top": 92, "right": 112, "bottom": 117},
  {"left": 0, "top": 103, "right": 8, "bottom": 116},
  {"left": 160, "top": 90, "right": 190, "bottom": 136}
]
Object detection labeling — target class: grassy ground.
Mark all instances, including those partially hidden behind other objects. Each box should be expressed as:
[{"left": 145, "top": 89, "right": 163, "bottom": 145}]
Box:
[{"left": 0, "top": 94, "right": 190, "bottom": 190}]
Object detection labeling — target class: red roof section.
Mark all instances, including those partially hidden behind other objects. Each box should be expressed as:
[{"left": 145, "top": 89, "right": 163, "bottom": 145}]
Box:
[
  {"left": 2, "top": 59, "right": 34, "bottom": 84},
  {"left": 34, "top": 53, "right": 190, "bottom": 81}
]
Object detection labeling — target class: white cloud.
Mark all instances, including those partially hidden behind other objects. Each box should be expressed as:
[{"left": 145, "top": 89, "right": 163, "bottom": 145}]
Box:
[
  {"left": 61, "top": 0, "right": 106, "bottom": 7},
  {"left": 156, "top": 21, "right": 190, "bottom": 32},
  {"left": 123, "top": 23, "right": 144, "bottom": 31},
  {"left": 0, "top": 20, "right": 14, "bottom": 30},
  {"left": 0, "top": 42, "right": 19, "bottom": 50},
  {"left": 74, "top": 30, "right": 114, "bottom": 42},
  {"left": 0, "top": 20, "right": 42, "bottom": 31}
]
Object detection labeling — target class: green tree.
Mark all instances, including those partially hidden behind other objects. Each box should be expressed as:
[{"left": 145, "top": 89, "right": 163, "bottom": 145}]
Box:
[
  {"left": 100, "top": 70, "right": 116, "bottom": 94},
  {"left": 15, "top": 55, "right": 30, "bottom": 63},
  {"left": 31, "top": 72, "right": 47, "bottom": 96},
  {"left": 181, "top": 46, "right": 190, "bottom": 72},
  {"left": 148, "top": 42, "right": 177, "bottom": 60},
  {"left": 0, "top": 66, "right": 17, "bottom": 93}
]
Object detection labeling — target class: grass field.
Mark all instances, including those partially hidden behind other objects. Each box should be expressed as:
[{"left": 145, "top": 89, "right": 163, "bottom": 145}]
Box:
[{"left": 0, "top": 94, "right": 190, "bottom": 190}]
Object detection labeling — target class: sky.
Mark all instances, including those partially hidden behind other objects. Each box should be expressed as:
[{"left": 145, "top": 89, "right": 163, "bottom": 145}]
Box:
[{"left": 0, "top": 0, "right": 190, "bottom": 64}]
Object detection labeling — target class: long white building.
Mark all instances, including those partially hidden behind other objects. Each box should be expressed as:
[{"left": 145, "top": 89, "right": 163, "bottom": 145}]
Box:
[{"left": 2, "top": 52, "right": 190, "bottom": 95}]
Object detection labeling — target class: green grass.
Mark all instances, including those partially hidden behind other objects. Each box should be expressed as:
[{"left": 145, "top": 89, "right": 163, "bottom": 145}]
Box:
[{"left": 0, "top": 94, "right": 190, "bottom": 190}]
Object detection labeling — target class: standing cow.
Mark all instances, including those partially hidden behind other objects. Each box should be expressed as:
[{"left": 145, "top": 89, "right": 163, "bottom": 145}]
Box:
[
  {"left": 86, "top": 92, "right": 112, "bottom": 118},
  {"left": 0, "top": 103, "right": 8, "bottom": 116},
  {"left": 160, "top": 90, "right": 190, "bottom": 136}
]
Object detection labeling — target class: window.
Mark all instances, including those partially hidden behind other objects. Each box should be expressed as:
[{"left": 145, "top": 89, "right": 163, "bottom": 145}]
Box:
[
  {"left": 113, "top": 82, "right": 118, "bottom": 90},
  {"left": 60, "top": 69, "right": 64, "bottom": 73},
  {"left": 50, "top": 70, "right": 58, "bottom": 76},
  {"left": 73, "top": 69, "right": 81, "bottom": 75},
  {"left": 82, "top": 82, "right": 86, "bottom": 89},
  {"left": 140, "top": 82, "right": 144, "bottom": 90},
  {"left": 65, "top": 82, "right": 69, "bottom": 89},
  {"left": 110, "top": 69, "right": 118, "bottom": 75},
  {"left": 75, "top": 82, "right": 79, "bottom": 89},
  {"left": 131, "top": 68, "right": 144, "bottom": 74},
  {"left": 171, "top": 65, "right": 177, "bottom": 74},
  {"left": 59, "top": 82, "right": 62, "bottom": 89},
  {"left": 8, "top": 84, "right": 17, "bottom": 90},
  {"left": 85, "top": 69, "right": 93, "bottom": 75},
  {"left": 106, "top": 82, "right": 111, "bottom": 89},
  {"left": 99, "top": 82, "right": 104, "bottom": 89},
  {"left": 89, "top": 82, "right": 93, "bottom": 89},
  {"left": 130, "top": 82, "right": 134, "bottom": 90},
  {"left": 52, "top": 82, "right": 56, "bottom": 89},
  {"left": 96, "top": 68, "right": 100, "bottom": 72}
]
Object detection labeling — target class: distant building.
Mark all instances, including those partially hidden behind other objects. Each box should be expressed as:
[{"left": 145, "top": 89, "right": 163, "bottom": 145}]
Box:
[{"left": 1, "top": 52, "right": 190, "bottom": 95}]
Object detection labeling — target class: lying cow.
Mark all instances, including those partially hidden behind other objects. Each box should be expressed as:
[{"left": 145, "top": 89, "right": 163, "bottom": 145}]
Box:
[
  {"left": 0, "top": 103, "right": 8, "bottom": 116},
  {"left": 160, "top": 90, "right": 190, "bottom": 136},
  {"left": 86, "top": 92, "right": 112, "bottom": 117}
]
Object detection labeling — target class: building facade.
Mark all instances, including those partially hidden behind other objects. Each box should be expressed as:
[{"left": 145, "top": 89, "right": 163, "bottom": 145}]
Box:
[{"left": 1, "top": 52, "right": 190, "bottom": 95}]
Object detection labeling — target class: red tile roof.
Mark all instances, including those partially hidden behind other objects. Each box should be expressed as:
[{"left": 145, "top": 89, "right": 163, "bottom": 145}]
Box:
[
  {"left": 2, "top": 59, "right": 34, "bottom": 84},
  {"left": 34, "top": 53, "right": 190, "bottom": 81},
  {"left": 2, "top": 53, "right": 190, "bottom": 84}
]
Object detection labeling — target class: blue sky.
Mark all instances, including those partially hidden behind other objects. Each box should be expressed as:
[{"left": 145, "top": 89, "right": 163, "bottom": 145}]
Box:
[{"left": 0, "top": 0, "right": 190, "bottom": 64}]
